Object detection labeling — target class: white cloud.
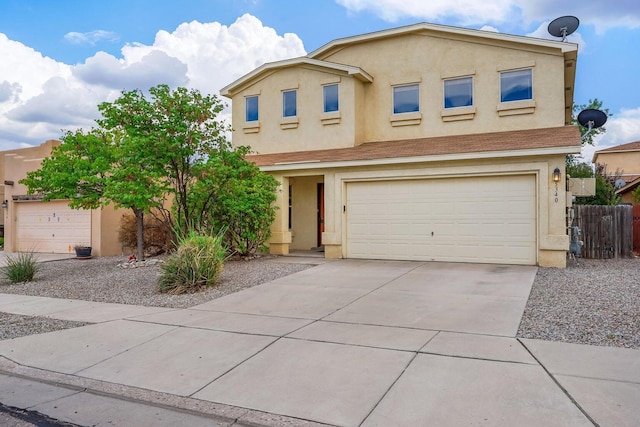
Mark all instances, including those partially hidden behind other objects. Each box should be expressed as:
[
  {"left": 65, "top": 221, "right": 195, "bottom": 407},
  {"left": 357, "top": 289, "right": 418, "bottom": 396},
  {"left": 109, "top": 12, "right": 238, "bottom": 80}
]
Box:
[
  {"left": 0, "top": 34, "right": 71, "bottom": 101},
  {"left": 336, "top": 0, "right": 640, "bottom": 31},
  {"left": 73, "top": 50, "right": 189, "bottom": 90},
  {"left": 480, "top": 26, "right": 500, "bottom": 33},
  {"left": 6, "top": 77, "right": 103, "bottom": 125},
  {"left": 64, "top": 30, "right": 120, "bottom": 45},
  {"left": 579, "top": 107, "right": 640, "bottom": 162},
  {"left": 120, "top": 14, "right": 306, "bottom": 97},
  {"left": 0, "top": 14, "right": 306, "bottom": 150},
  {"left": 515, "top": 0, "right": 640, "bottom": 33},
  {"left": 0, "top": 81, "right": 22, "bottom": 103},
  {"left": 335, "top": 0, "right": 516, "bottom": 25}
]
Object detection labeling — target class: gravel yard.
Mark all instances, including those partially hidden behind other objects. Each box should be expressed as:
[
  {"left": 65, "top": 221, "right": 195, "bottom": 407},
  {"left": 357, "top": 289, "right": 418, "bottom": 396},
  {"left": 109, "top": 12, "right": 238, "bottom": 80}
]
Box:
[
  {"left": 517, "top": 257, "right": 639, "bottom": 349},
  {"left": 0, "top": 255, "right": 314, "bottom": 340},
  {"left": 0, "top": 255, "right": 638, "bottom": 349}
]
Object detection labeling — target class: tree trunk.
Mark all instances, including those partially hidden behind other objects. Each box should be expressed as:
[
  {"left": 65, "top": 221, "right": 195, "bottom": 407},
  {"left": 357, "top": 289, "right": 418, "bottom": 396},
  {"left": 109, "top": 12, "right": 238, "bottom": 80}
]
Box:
[{"left": 135, "top": 208, "right": 145, "bottom": 261}]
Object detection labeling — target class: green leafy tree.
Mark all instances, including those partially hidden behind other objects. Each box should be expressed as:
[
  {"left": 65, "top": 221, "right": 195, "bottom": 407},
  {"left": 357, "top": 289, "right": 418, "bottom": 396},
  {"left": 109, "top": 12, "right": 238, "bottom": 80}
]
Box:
[
  {"left": 632, "top": 186, "right": 640, "bottom": 205},
  {"left": 21, "top": 128, "right": 168, "bottom": 261},
  {"left": 96, "top": 84, "right": 232, "bottom": 234},
  {"left": 188, "top": 147, "right": 279, "bottom": 256},
  {"left": 21, "top": 84, "right": 231, "bottom": 260},
  {"left": 574, "top": 163, "right": 622, "bottom": 206},
  {"left": 566, "top": 161, "right": 594, "bottom": 179}
]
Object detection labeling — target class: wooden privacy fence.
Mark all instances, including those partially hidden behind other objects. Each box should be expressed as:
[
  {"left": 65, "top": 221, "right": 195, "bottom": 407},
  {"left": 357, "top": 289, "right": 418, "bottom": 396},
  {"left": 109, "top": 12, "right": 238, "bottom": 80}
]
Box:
[{"left": 572, "top": 205, "right": 633, "bottom": 259}]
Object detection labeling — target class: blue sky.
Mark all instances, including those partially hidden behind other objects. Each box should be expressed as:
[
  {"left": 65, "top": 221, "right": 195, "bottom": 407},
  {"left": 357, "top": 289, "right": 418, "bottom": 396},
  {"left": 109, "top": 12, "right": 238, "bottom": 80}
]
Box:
[{"left": 1, "top": 0, "right": 639, "bottom": 162}]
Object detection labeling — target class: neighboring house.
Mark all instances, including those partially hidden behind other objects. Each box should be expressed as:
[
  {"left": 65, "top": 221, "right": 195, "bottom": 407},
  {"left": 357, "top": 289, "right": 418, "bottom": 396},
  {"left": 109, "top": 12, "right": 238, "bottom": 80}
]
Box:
[
  {"left": 0, "top": 140, "right": 122, "bottom": 256},
  {"left": 221, "top": 22, "right": 582, "bottom": 268},
  {"left": 592, "top": 141, "right": 640, "bottom": 204}
]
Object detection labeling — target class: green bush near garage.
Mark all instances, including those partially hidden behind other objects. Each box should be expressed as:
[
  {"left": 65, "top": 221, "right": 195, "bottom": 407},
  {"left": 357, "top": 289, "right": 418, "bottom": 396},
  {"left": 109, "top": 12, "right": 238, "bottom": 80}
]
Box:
[{"left": 158, "top": 231, "right": 227, "bottom": 294}]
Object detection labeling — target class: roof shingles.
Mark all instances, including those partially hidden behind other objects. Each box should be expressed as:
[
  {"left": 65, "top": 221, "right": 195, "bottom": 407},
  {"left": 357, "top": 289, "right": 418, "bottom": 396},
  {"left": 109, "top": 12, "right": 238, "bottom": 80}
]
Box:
[
  {"left": 246, "top": 126, "right": 581, "bottom": 167},
  {"left": 595, "top": 141, "right": 640, "bottom": 154}
]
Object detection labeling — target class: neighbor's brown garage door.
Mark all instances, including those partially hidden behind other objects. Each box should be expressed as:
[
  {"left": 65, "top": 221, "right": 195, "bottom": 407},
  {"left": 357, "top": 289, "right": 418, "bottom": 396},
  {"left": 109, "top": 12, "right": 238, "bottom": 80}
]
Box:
[
  {"left": 14, "top": 201, "right": 91, "bottom": 253},
  {"left": 346, "top": 175, "right": 537, "bottom": 265}
]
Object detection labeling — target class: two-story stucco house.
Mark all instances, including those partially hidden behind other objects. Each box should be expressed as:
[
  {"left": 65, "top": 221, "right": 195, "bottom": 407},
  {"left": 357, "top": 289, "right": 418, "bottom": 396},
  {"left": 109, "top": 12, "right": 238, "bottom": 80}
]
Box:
[
  {"left": 221, "top": 23, "right": 582, "bottom": 268},
  {"left": 592, "top": 141, "right": 640, "bottom": 204}
]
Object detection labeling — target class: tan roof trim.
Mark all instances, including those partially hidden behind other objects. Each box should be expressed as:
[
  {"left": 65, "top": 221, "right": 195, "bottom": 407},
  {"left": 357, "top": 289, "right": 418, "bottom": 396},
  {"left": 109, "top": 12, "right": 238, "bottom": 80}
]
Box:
[
  {"left": 221, "top": 57, "right": 373, "bottom": 98},
  {"left": 309, "top": 22, "right": 578, "bottom": 59},
  {"left": 246, "top": 126, "right": 582, "bottom": 168},
  {"left": 593, "top": 140, "right": 640, "bottom": 163}
]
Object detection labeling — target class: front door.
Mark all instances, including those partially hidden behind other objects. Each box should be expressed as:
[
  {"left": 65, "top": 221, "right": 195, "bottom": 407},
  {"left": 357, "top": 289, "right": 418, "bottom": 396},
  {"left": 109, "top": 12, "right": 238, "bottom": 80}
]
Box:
[{"left": 317, "top": 183, "right": 325, "bottom": 247}]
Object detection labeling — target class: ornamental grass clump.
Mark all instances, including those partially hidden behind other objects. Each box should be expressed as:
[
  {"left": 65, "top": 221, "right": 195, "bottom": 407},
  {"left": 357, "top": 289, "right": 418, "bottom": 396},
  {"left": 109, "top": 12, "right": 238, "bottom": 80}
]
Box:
[
  {"left": 3, "top": 251, "right": 40, "bottom": 283},
  {"left": 158, "top": 231, "right": 227, "bottom": 294}
]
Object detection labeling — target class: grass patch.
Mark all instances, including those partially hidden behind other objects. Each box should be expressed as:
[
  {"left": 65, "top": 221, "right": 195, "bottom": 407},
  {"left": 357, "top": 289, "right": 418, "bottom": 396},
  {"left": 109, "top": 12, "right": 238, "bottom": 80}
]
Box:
[{"left": 3, "top": 251, "right": 40, "bottom": 283}]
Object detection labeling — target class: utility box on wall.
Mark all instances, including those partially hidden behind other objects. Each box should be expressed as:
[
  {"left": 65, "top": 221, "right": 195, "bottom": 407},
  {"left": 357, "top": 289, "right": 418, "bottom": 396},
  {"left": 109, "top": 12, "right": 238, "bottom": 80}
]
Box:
[{"left": 568, "top": 178, "right": 596, "bottom": 196}]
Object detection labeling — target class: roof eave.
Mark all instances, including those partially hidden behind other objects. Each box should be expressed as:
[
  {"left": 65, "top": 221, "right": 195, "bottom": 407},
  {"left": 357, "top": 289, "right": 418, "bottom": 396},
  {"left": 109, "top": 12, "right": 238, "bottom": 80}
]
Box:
[
  {"left": 257, "top": 146, "right": 582, "bottom": 172},
  {"left": 309, "top": 22, "right": 578, "bottom": 59},
  {"left": 220, "top": 57, "right": 372, "bottom": 98}
]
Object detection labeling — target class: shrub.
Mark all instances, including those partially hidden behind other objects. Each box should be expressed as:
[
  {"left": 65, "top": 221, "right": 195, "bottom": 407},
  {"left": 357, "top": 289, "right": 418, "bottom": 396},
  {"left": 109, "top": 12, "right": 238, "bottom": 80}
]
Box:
[
  {"left": 158, "top": 231, "right": 227, "bottom": 294},
  {"left": 183, "top": 148, "right": 278, "bottom": 256},
  {"left": 3, "top": 251, "right": 40, "bottom": 283},
  {"left": 119, "top": 209, "right": 173, "bottom": 256}
]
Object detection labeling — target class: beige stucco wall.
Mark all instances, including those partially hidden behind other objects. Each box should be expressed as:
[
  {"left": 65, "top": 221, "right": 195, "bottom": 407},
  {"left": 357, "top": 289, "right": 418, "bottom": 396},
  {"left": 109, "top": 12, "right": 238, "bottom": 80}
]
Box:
[
  {"left": 230, "top": 31, "right": 568, "bottom": 155},
  {"left": 266, "top": 153, "right": 570, "bottom": 267},
  {"left": 594, "top": 151, "right": 640, "bottom": 176},
  {"left": 618, "top": 189, "right": 638, "bottom": 205},
  {"left": 0, "top": 140, "right": 60, "bottom": 230},
  {"left": 317, "top": 32, "right": 567, "bottom": 142},
  {"left": 231, "top": 66, "right": 365, "bottom": 154},
  {"left": 0, "top": 141, "right": 122, "bottom": 256}
]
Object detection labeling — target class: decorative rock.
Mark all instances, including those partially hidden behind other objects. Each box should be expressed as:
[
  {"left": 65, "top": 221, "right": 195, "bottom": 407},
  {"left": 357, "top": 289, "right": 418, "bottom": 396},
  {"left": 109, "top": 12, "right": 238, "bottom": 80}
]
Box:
[{"left": 117, "top": 259, "right": 165, "bottom": 269}]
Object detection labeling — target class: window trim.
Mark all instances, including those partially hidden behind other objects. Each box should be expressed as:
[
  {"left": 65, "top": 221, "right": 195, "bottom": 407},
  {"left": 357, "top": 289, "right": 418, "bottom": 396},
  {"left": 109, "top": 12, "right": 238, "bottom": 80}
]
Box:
[
  {"left": 443, "top": 76, "right": 473, "bottom": 109},
  {"left": 392, "top": 83, "right": 420, "bottom": 115},
  {"left": 500, "top": 68, "right": 533, "bottom": 103},
  {"left": 245, "top": 95, "right": 259, "bottom": 122},
  {"left": 282, "top": 89, "right": 297, "bottom": 118},
  {"left": 323, "top": 83, "right": 339, "bottom": 113}
]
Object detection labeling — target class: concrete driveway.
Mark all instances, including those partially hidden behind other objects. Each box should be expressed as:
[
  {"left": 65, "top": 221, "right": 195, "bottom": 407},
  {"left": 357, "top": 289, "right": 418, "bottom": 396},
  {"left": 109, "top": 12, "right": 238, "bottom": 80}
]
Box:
[{"left": 0, "top": 259, "right": 638, "bottom": 426}]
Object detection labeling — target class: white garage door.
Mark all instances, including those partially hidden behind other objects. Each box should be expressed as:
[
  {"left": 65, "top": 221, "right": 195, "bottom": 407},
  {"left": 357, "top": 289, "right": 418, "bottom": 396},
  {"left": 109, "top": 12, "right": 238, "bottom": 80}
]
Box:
[
  {"left": 346, "top": 175, "right": 536, "bottom": 265},
  {"left": 15, "top": 201, "right": 91, "bottom": 253}
]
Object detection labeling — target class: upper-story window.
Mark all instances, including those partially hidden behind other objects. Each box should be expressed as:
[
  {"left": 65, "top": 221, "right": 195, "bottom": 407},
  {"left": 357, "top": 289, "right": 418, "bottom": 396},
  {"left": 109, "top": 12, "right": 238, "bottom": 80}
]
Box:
[
  {"left": 245, "top": 95, "right": 259, "bottom": 122},
  {"left": 283, "top": 90, "right": 297, "bottom": 117},
  {"left": 444, "top": 77, "right": 473, "bottom": 108},
  {"left": 500, "top": 69, "right": 532, "bottom": 102},
  {"left": 393, "top": 84, "right": 419, "bottom": 114},
  {"left": 323, "top": 84, "right": 339, "bottom": 113}
]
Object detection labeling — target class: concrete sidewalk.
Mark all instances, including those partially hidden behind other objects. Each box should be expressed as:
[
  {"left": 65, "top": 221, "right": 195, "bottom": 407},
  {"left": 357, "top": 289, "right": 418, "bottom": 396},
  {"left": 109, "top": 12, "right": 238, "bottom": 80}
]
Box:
[
  {"left": 0, "top": 251, "right": 76, "bottom": 267},
  {"left": 0, "top": 259, "right": 638, "bottom": 426}
]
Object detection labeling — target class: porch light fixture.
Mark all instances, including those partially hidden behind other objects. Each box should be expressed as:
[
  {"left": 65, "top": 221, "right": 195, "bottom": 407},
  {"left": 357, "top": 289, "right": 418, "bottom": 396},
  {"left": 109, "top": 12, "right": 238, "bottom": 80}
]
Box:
[
  {"left": 552, "top": 167, "right": 561, "bottom": 183},
  {"left": 1, "top": 200, "right": 7, "bottom": 209}
]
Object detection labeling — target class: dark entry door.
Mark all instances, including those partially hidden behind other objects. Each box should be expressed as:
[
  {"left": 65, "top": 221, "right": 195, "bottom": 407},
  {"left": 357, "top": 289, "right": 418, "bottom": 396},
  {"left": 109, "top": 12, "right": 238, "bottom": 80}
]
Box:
[{"left": 317, "top": 183, "right": 324, "bottom": 247}]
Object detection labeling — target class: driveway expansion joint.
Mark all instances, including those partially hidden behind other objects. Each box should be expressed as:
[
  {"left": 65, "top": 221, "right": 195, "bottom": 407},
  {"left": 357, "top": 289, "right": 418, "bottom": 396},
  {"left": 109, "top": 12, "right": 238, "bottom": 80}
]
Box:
[{"left": 517, "top": 338, "right": 600, "bottom": 427}]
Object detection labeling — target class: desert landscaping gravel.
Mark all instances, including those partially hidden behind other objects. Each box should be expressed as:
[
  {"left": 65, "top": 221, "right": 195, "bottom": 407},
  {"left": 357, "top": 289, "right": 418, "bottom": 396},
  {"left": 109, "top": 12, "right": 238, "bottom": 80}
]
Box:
[
  {"left": 0, "top": 255, "right": 314, "bottom": 340},
  {"left": 0, "top": 255, "right": 638, "bottom": 349},
  {"left": 517, "top": 257, "right": 639, "bottom": 349}
]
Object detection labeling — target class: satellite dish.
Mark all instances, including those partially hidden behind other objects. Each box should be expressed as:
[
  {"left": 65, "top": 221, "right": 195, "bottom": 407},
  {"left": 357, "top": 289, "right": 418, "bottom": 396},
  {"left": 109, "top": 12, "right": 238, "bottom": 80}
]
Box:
[
  {"left": 577, "top": 108, "right": 607, "bottom": 142},
  {"left": 614, "top": 179, "right": 626, "bottom": 189},
  {"left": 548, "top": 16, "right": 580, "bottom": 42},
  {"left": 578, "top": 109, "right": 608, "bottom": 129}
]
